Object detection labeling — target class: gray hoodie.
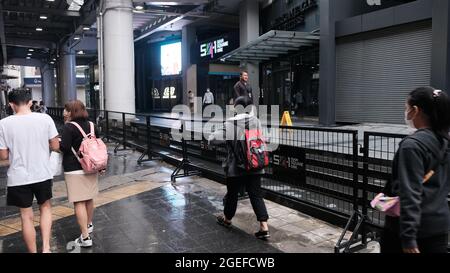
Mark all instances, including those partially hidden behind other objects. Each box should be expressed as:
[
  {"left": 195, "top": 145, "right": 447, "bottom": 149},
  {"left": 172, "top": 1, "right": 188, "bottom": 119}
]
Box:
[
  {"left": 385, "top": 129, "right": 450, "bottom": 249},
  {"left": 208, "top": 113, "right": 265, "bottom": 178}
]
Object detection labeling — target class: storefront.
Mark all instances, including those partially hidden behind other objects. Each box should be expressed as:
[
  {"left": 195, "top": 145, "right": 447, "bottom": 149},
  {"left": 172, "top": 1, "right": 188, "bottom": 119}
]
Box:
[
  {"left": 221, "top": 0, "right": 320, "bottom": 119},
  {"left": 135, "top": 35, "right": 183, "bottom": 113},
  {"left": 318, "top": 0, "right": 450, "bottom": 125},
  {"left": 192, "top": 32, "right": 240, "bottom": 108}
]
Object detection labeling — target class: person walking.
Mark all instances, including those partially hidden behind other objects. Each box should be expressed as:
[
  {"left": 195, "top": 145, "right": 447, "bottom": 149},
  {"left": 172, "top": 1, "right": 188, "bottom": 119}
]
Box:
[
  {"left": 208, "top": 96, "right": 270, "bottom": 240},
  {"left": 203, "top": 88, "right": 214, "bottom": 111},
  {"left": 0, "top": 89, "right": 60, "bottom": 253},
  {"left": 294, "top": 90, "right": 304, "bottom": 116},
  {"left": 39, "top": 101, "right": 48, "bottom": 114},
  {"left": 59, "top": 100, "right": 100, "bottom": 248},
  {"left": 234, "top": 71, "right": 252, "bottom": 99},
  {"left": 380, "top": 87, "right": 450, "bottom": 253}
]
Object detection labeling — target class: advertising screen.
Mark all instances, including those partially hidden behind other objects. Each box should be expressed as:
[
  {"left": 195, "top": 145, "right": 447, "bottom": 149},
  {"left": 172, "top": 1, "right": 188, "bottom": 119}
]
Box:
[{"left": 161, "top": 42, "right": 182, "bottom": 76}]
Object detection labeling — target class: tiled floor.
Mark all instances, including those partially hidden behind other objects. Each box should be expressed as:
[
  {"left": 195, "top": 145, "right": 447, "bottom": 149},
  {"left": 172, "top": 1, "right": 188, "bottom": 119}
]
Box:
[{"left": 0, "top": 149, "right": 375, "bottom": 253}]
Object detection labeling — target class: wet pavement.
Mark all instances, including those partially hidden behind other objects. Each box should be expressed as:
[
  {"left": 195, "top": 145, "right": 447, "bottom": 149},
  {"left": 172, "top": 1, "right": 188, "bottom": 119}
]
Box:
[
  {"left": 0, "top": 147, "right": 360, "bottom": 253},
  {"left": 0, "top": 185, "right": 281, "bottom": 253},
  {"left": 0, "top": 146, "right": 150, "bottom": 220}
]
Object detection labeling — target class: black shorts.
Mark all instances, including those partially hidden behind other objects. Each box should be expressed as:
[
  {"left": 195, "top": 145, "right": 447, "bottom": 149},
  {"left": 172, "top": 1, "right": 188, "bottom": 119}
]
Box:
[{"left": 7, "top": 180, "right": 53, "bottom": 208}]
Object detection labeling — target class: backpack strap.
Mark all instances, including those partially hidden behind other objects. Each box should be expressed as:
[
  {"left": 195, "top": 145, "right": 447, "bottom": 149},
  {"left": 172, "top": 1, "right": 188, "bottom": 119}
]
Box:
[
  {"left": 70, "top": 121, "right": 88, "bottom": 138},
  {"left": 89, "top": 121, "right": 95, "bottom": 138}
]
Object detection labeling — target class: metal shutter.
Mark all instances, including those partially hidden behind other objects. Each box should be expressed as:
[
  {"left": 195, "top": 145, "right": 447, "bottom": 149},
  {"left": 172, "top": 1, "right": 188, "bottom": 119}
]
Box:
[{"left": 335, "top": 20, "right": 432, "bottom": 124}]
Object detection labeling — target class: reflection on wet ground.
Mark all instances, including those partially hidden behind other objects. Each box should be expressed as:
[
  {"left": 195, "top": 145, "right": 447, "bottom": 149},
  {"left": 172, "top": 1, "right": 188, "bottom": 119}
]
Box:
[{"left": 0, "top": 185, "right": 280, "bottom": 253}]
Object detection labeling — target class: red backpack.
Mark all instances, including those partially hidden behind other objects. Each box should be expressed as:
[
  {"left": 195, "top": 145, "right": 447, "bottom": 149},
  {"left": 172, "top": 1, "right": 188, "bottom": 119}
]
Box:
[{"left": 244, "top": 128, "right": 269, "bottom": 170}]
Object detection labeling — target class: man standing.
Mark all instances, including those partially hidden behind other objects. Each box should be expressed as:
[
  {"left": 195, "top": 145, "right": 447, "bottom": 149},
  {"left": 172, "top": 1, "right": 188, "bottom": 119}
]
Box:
[
  {"left": 188, "top": 90, "right": 195, "bottom": 113},
  {"left": 203, "top": 88, "right": 214, "bottom": 111},
  {"left": 234, "top": 71, "right": 252, "bottom": 99},
  {"left": 0, "top": 89, "right": 60, "bottom": 253},
  {"left": 295, "top": 90, "right": 304, "bottom": 116}
]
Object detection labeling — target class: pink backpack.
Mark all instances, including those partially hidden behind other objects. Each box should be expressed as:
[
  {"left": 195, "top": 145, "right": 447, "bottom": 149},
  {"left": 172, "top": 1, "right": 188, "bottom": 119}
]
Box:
[{"left": 70, "top": 121, "right": 108, "bottom": 173}]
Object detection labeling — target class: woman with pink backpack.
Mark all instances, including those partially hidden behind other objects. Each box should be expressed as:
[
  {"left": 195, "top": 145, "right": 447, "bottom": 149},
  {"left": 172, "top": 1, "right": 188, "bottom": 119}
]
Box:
[{"left": 60, "top": 100, "right": 107, "bottom": 248}]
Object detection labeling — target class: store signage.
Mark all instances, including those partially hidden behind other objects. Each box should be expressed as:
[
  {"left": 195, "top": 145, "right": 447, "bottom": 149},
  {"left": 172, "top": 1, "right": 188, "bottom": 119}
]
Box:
[
  {"left": 367, "top": 0, "right": 381, "bottom": 5},
  {"left": 200, "top": 38, "right": 229, "bottom": 59},
  {"left": 271, "top": 0, "right": 318, "bottom": 31},
  {"left": 24, "top": 77, "right": 42, "bottom": 85},
  {"left": 269, "top": 145, "right": 306, "bottom": 185}
]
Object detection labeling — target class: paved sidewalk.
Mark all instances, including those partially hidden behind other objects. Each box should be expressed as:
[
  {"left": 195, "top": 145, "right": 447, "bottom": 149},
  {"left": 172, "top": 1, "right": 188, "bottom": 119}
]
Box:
[{"left": 0, "top": 148, "right": 377, "bottom": 253}]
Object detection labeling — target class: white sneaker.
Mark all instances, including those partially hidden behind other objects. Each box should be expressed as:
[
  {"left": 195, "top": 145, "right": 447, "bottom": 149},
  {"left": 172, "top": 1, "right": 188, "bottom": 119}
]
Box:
[
  {"left": 87, "top": 223, "right": 94, "bottom": 234},
  {"left": 74, "top": 235, "right": 93, "bottom": 248}
]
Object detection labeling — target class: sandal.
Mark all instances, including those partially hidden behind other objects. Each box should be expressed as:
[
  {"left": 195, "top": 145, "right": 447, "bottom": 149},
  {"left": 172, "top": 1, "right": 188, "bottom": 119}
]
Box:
[{"left": 216, "top": 215, "right": 232, "bottom": 228}]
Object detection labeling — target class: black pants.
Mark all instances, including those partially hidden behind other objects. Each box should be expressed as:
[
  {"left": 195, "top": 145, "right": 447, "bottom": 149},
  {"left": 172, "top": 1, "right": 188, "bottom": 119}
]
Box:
[
  {"left": 380, "top": 230, "right": 448, "bottom": 253},
  {"left": 224, "top": 175, "right": 269, "bottom": 222}
]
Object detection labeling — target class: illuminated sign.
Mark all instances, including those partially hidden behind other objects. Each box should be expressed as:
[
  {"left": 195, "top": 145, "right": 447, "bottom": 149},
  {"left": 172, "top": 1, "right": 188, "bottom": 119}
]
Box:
[{"left": 200, "top": 38, "right": 229, "bottom": 59}]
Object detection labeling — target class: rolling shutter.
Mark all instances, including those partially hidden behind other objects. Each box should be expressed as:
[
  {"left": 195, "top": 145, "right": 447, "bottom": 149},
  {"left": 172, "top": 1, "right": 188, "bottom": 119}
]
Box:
[{"left": 335, "top": 20, "right": 432, "bottom": 124}]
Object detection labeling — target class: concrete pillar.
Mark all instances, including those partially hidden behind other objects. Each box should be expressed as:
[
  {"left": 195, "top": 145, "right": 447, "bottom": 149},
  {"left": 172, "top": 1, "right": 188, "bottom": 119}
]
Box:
[
  {"left": 41, "top": 63, "right": 56, "bottom": 107},
  {"left": 318, "top": 0, "right": 336, "bottom": 126},
  {"left": 239, "top": 0, "right": 260, "bottom": 106},
  {"left": 182, "top": 25, "right": 197, "bottom": 109},
  {"left": 58, "top": 42, "right": 77, "bottom": 105},
  {"left": 103, "top": 0, "right": 135, "bottom": 113},
  {"left": 431, "top": 0, "right": 450, "bottom": 93}
]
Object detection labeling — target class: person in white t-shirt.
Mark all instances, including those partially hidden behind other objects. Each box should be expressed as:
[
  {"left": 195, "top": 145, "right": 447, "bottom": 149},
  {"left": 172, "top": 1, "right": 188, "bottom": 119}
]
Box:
[
  {"left": 0, "top": 89, "right": 60, "bottom": 253},
  {"left": 202, "top": 88, "right": 214, "bottom": 112}
]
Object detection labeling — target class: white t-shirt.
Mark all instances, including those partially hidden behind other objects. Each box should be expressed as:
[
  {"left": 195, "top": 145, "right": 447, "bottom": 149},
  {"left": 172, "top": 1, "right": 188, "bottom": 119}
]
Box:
[{"left": 0, "top": 113, "right": 59, "bottom": 187}]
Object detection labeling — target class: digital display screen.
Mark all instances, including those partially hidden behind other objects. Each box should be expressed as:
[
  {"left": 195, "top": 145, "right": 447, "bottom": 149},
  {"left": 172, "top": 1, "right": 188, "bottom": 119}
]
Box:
[{"left": 161, "top": 42, "right": 182, "bottom": 76}]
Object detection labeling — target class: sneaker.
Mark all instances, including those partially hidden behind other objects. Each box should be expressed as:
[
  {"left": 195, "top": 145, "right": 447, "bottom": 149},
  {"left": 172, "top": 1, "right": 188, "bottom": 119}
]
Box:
[
  {"left": 87, "top": 223, "right": 94, "bottom": 234},
  {"left": 255, "top": 230, "right": 270, "bottom": 240},
  {"left": 74, "top": 235, "right": 93, "bottom": 248}
]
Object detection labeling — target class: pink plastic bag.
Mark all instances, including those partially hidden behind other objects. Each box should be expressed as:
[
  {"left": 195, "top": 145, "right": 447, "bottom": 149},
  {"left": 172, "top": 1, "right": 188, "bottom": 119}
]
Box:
[{"left": 370, "top": 193, "right": 400, "bottom": 217}]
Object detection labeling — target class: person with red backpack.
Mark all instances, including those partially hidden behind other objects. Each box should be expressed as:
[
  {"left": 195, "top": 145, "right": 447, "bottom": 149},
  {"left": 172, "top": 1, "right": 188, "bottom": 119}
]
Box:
[
  {"left": 60, "top": 100, "right": 107, "bottom": 248},
  {"left": 208, "top": 96, "right": 270, "bottom": 240}
]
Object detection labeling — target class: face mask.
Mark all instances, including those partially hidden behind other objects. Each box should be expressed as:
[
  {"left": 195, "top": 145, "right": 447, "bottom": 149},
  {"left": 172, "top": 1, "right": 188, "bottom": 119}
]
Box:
[{"left": 404, "top": 110, "right": 415, "bottom": 129}]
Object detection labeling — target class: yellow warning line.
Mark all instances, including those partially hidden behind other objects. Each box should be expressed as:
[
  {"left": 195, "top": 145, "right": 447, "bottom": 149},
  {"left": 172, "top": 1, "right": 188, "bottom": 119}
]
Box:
[{"left": 0, "top": 181, "right": 162, "bottom": 237}]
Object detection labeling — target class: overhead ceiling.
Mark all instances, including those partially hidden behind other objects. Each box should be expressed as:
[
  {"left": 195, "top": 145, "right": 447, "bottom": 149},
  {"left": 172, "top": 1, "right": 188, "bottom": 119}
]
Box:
[
  {"left": 0, "top": 0, "right": 245, "bottom": 71},
  {"left": 0, "top": 0, "right": 98, "bottom": 70},
  {"left": 132, "top": 0, "right": 241, "bottom": 42}
]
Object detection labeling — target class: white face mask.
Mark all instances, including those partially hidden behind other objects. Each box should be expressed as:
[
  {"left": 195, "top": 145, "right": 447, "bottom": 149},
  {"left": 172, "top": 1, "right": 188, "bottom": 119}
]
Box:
[{"left": 404, "top": 109, "right": 415, "bottom": 129}]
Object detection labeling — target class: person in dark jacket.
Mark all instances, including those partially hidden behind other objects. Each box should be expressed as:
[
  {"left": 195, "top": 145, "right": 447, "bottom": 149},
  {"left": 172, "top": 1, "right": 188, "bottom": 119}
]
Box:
[
  {"left": 234, "top": 71, "right": 252, "bottom": 99},
  {"left": 381, "top": 87, "right": 450, "bottom": 253},
  {"left": 208, "top": 96, "right": 270, "bottom": 240},
  {"left": 60, "top": 100, "right": 100, "bottom": 248}
]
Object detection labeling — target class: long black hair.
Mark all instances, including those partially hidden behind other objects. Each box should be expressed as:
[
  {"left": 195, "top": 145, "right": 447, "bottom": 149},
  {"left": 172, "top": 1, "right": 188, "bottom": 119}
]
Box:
[{"left": 408, "top": 87, "right": 450, "bottom": 140}]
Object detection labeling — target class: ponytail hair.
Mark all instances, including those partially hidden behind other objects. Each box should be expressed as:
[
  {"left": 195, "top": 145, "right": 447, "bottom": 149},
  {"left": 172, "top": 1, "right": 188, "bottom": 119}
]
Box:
[{"left": 408, "top": 87, "right": 450, "bottom": 140}]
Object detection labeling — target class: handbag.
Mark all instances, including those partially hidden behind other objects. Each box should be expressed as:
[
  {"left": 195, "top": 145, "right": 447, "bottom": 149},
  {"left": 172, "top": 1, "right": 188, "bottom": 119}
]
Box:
[
  {"left": 370, "top": 193, "right": 400, "bottom": 217},
  {"left": 49, "top": 151, "right": 63, "bottom": 176}
]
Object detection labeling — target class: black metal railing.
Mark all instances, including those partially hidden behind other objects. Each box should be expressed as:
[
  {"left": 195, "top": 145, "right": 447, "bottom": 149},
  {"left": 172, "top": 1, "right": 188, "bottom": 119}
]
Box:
[{"left": 46, "top": 107, "right": 449, "bottom": 253}]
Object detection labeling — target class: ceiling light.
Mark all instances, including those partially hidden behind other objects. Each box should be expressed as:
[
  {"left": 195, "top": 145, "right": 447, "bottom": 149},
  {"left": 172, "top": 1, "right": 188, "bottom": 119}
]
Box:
[
  {"left": 135, "top": 5, "right": 144, "bottom": 10},
  {"left": 40, "top": 15, "right": 48, "bottom": 20},
  {"left": 36, "top": 27, "right": 43, "bottom": 31},
  {"left": 74, "top": 36, "right": 80, "bottom": 40},
  {"left": 46, "top": 0, "right": 55, "bottom": 2},
  {"left": 53, "top": 58, "right": 56, "bottom": 61},
  {"left": 26, "top": 57, "right": 31, "bottom": 59},
  {"left": 83, "top": 26, "right": 90, "bottom": 31},
  {"left": 27, "top": 53, "right": 32, "bottom": 56},
  {"left": 28, "top": 49, "right": 34, "bottom": 52},
  {"left": 50, "top": 61, "right": 55, "bottom": 64},
  {"left": 77, "top": 50, "right": 84, "bottom": 55}
]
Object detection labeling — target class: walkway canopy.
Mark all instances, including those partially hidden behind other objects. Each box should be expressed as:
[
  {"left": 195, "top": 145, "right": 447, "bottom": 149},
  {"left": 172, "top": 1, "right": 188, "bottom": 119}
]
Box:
[{"left": 220, "top": 30, "right": 319, "bottom": 62}]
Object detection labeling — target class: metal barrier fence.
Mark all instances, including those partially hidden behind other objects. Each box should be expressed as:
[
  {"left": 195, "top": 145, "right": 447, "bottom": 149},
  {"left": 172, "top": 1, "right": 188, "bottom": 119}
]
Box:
[{"left": 46, "top": 107, "right": 449, "bottom": 253}]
